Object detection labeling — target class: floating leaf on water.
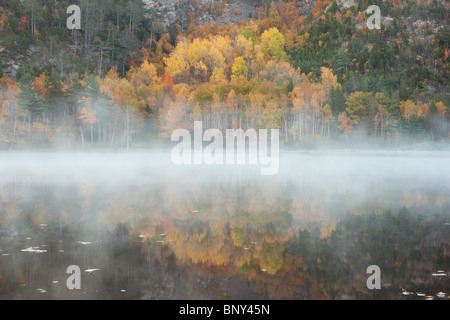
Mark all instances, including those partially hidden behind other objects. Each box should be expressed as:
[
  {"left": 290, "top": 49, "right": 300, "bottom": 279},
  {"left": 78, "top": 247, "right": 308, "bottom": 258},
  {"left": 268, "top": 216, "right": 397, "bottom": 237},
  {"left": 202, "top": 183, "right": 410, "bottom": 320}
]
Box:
[
  {"left": 416, "top": 293, "right": 425, "bottom": 297},
  {"left": 84, "top": 268, "right": 100, "bottom": 274},
  {"left": 21, "top": 247, "right": 47, "bottom": 253},
  {"left": 78, "top": 241, "right": 96, "bottom": 245},
  {"left": 78, "top": 240, "right": 99, "bottom": 245}
]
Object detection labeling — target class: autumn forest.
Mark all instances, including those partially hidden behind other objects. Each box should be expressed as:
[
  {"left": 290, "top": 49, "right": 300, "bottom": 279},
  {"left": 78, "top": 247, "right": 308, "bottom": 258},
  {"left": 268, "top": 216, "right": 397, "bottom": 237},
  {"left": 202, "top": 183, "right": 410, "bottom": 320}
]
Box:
[
  {"left": 0, "top": 0, "right": 449, "bottom": 302},
  {"left": 0, "top": 0, "right": 448, "bottom": 149}
]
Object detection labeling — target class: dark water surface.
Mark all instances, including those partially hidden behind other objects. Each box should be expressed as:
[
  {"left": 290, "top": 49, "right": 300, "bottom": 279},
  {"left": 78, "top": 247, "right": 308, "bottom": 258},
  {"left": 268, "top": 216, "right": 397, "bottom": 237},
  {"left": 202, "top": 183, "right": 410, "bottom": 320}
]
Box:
[{"left": 0, "top": 151, "right": 449, "bottom": 299}]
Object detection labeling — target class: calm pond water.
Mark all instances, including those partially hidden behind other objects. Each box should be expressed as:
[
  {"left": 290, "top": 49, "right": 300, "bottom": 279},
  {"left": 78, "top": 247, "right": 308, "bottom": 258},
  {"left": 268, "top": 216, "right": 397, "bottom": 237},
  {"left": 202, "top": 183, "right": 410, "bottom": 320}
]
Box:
[{"left": 0, "top": 150, "right": 449, "bottom": 299}]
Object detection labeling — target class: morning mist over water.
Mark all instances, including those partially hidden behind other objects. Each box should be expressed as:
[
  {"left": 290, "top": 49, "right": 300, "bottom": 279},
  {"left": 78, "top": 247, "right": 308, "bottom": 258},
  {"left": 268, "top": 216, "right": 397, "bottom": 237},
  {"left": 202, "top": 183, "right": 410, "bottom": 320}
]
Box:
[{"left": 0, "top": 150, "right": 448, "bottom": 299}]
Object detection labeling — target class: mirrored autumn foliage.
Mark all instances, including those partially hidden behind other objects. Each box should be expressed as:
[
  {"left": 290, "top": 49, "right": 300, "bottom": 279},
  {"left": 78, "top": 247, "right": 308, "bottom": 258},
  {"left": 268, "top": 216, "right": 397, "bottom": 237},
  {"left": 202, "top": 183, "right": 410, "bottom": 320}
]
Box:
[{"left": 0, "top": 153, "right": 448, "bottom": 299}]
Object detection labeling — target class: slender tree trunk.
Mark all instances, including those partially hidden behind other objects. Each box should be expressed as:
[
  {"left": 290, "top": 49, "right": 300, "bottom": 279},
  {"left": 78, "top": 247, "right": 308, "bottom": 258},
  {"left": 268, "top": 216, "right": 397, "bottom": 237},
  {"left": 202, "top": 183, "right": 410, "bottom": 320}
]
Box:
[
  {"left": 98, "top": 123, "right": 101, "bottom": 150},
  {"left": 111, "top": 122, "right": 116, "bottom": 147},
  {"left": 60, "top": 52, "right": 64, "bottom": 77},
  {"left": 28, "top": 113, "right": 31, "bottom": 144},
  {"left": 80, "top": 126, "right": 85, "bottom": 148},
  {"left": 284, "top": 119, "right": 288, "bottom": 142},
  {"left": 298, "top": 113, "right": 302, "bottom": 141},
  {"left": 98, "top": 43, "right": 103, "bottom": 77},
  {"left": 31, "top": 6, "right": 35, "bottom": 35},
  {"left": 84, "top": 5, "right": 88, "bottom": 48},
  {"left": 312, "top": 113, "right": 316, "bottom": 140},
  {"left": 126, "top": 103, "right": 130, "bottom": 151}
]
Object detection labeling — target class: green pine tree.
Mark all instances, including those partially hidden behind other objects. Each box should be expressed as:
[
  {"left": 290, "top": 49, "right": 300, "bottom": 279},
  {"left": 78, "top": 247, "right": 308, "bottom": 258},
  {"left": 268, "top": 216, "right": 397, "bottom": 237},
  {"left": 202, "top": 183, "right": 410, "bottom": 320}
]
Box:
[
  {"left": 329, "top": 86, "right": 346, "bottom": 117},
  {"left": 18, "top": 76, "right": 45, "bottom": 117},
  {"left": 334, "top": 47, "right": 350, "bottom": 81}
]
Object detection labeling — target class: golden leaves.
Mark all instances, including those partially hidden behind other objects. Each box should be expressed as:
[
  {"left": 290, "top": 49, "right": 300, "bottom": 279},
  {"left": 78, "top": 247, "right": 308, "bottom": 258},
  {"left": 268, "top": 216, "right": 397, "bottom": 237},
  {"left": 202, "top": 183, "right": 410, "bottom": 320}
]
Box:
[
  {"left": 33, "top": 73, "right": 48, "bottom": 98},
  {"left": 400, "top": 100, "right": 429, "bottom": 120},
  {"left": 338, "top": 112, "right": 353, "bottom": 134},
  {"left": 231, "top": 56, "right": 248, "bottom": 80},
  {"left": 78, "top": 106, "right": 97, "bottom": 125},
  {"left": 435, "top": 101, "right": 448, "bottom": 118},
  {"left": 320, "top": 67, "right": 340, "bottom": 92}
]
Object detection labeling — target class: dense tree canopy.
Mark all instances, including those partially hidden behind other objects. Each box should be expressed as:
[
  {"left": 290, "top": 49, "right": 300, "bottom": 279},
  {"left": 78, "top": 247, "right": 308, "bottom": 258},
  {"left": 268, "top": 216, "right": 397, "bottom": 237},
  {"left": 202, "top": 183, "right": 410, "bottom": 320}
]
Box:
[{"left": 0, "top": 0, "right": 448, "bottom": 148}]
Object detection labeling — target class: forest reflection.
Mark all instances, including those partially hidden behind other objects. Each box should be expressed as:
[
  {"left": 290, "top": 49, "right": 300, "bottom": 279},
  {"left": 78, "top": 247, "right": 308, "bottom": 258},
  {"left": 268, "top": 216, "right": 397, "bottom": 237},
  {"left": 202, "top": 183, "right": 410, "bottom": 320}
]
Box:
[{"left": 0, "top": 151, "right": 449, "bottom": 299}]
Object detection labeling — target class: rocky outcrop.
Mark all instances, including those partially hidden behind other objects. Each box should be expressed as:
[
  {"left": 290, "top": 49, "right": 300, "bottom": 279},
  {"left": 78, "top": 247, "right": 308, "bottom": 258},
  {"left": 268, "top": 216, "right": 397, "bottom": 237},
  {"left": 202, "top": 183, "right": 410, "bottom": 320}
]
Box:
[
  {"left": 299, "top": 0, "right": 317, "bottom": 15},
  {"left": 142, "top": 0, "right": 256, "bottom": 26},
  {"left": 338, "top": 0, "right": 356, "bottom": 10},
  {"left": 143, "top": 0, "right": 186, "bottom": 25},
  {"left": 325, "top": 0, "right": 356, "bottom": 13}
]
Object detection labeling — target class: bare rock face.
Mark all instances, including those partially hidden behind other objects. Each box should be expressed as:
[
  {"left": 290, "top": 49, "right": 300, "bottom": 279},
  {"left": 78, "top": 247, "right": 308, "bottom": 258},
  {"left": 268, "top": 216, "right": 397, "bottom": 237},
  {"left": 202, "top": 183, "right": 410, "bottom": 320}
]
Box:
[
  {"left": 382, "top": 16, "right": 394, "bottom": 27},
  {"left": 142, "top": 0, "right": 185, "bottom": 25},
  {"left": 299, "top": 0, "right": 317, "bottom": 15},
  {"left": 325, "top": 0, "right": 357, "bottom": 13},
  {"left": 142, "top": 0, "right": 256, "bottom": 26},
  {"left": 338, "top": 0, "right": 356, "bottom": 10},
  {"left": 210, "top": 0, "right": 255, "bottom": 25}
]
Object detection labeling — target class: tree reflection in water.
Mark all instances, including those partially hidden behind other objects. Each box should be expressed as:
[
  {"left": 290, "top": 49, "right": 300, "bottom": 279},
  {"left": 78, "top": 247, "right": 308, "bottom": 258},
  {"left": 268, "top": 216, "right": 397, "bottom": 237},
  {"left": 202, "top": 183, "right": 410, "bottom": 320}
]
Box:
[{"left": 0, "top": 151, "right": 448, "bottom": 299}]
